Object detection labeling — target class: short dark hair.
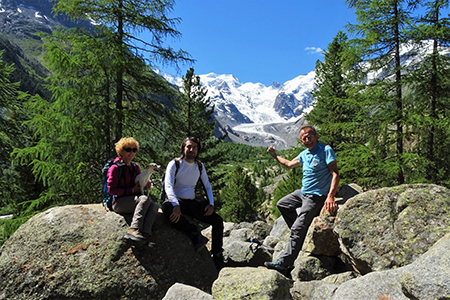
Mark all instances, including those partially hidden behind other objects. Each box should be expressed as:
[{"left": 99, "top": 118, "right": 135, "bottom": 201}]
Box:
[
  {"left": 299, "top": 125, "right": 317, "bottom": 135},
  {"left": 180, "top": 136, "right": 201, "bottom": 159}
]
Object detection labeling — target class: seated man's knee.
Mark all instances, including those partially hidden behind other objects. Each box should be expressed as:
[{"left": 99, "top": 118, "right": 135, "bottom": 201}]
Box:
[{"left": 161, "top": 202, "right": 173, "bottom": 218}]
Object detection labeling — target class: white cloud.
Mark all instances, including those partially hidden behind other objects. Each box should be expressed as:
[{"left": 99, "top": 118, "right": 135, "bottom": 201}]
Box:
[{"left": 305, "top": 47, "right": 323, "bottom": 54}]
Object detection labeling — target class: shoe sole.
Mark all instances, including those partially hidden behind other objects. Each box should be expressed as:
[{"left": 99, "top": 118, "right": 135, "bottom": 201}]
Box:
[{"left": 124, "top": 233, "right": 146, "bottom": 244}]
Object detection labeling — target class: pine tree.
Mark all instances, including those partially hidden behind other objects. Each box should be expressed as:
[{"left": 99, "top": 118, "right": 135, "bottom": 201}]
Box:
[
  {"left": 0, "top": 51, "right": 22, "bottom": 209},
  {"left": 0, "top": 52, "right": 43, "bottom": 245},
  {"left": 169, "top": 68, "right": 216, "bottom": 142},
  {"left": 307, "top": 31, "right": 362, "bottom": 150},
  {"left": 219, "top": 165, "right": 260, "bottom": 223}
]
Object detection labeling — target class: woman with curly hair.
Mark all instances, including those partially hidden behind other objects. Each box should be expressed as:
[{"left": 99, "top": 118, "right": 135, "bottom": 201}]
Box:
[{"left": 107, "top": 137, "right": 158, "bottom": 246}]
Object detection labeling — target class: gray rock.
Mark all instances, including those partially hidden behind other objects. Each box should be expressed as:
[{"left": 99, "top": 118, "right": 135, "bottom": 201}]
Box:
[
  {"left": 236, "top": 221, "right": 253, "bottom": 229},
  {"left": 224, "top": 228, "right": 252, "bottom": 245},
  {"left": 0, "top": 204, "right": 217, "bottom": 300},
  {"left": 212, "top": 267, "right": 293, "bottom": 300},
  {"left": 330, "top": 232, "right": 450, "bottom": 300},
  {"left": 290, "top": 280, "right": 339, "bottom": 300},
  {"left": 223, "top": 240, "right": 272, "bottom": 267},
  {"left": 269, "top": 216, "right": 290, "bottom": 241},
  {"left": 292, "top": 255, "right": 336, "bottom": 282},
  {"left": 334, "top": 184, "right": 450, "bottom": 274},
  {"left": 272, "top": 241, "right": 287, "bottom": 262},
  {"left": 162, "top": 283, "right": 213, "bottom": 300},
  {"left": 302, "top": 214, "right": 340, "bottom": 257},
  {"left": 336, "top": 183, "right": 363, "bottom": 203},
  {"left": 263, "top": 235, "right": 280, "bottom": 249},
  {"left": 321, "top": 271, "right": 360, "bottom": 285},
  {"left": 201, "top": 221, "right": 235, "bottom": 252},
  {"left": 251, "top": 220, "right": 272, "bottom": 241}
]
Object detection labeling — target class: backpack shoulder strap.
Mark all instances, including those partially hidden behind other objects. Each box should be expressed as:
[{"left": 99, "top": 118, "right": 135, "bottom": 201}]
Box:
[
  {"left": 195, "top": 159, "right": 203, "bottom": 176},
  {"left": 174, "top": 158, "right": 181, "bottom": 176}
]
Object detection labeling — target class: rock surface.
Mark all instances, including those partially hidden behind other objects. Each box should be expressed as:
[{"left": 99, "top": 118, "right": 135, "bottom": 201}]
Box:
[
  {"left": 330, "top": 231, "right": 450, "bottom": 299},
  {"left": 162, "top": 283, "right": 213, "bottom": 300},
  {"left": 0, "top": 204, "right": 217, "bottom": 300},
  {"left": 334, "top": 184, "right": 450, "bottom": 274}
]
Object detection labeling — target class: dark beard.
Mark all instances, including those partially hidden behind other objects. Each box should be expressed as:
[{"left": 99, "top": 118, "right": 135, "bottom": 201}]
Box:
[{"left": 185, "top": 152, "right": 196, "bottom": 160}]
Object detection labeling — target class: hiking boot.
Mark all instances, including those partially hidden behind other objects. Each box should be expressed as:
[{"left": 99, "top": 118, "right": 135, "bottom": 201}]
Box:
[
  {"left": 264, "top": 260, "right": 291, "bottom": 277},
  {"left": 124, "top": 228, "right": 146, "bottom": 244}
]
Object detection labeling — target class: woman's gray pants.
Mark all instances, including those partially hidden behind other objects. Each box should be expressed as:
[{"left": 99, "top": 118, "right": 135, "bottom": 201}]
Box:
[{"left": 113, "top": 195, "right": 158, "bottom": 236}]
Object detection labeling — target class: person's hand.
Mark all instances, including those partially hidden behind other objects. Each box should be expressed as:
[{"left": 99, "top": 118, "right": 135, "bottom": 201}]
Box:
[
  {"left": 204, "top": 204, "right": 214, "bottom": 216},
  {"left": 170, "top": 205, "right": 182, "bottom": 223},
  {"left": 145, "top": 180, "right": 152, "bottom": 190},
  {"left": 132, "top": 182, "right": 140, "bottom": 194},
  {"left": 267, "top": 146, "right": 277, "bottom": 158},
  {"left": 325, "top": 196, "right": 338, "bottom": 213}
]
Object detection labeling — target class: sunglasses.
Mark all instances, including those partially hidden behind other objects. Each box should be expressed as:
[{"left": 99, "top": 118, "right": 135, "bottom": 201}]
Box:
[{"left": 123, "top": 147, "right": 138, "bottom": 153}]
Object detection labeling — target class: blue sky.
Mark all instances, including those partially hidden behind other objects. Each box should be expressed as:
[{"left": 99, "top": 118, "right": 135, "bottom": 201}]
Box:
[{"left": 154, "top": 0, "right": 357, "bottom": 86}]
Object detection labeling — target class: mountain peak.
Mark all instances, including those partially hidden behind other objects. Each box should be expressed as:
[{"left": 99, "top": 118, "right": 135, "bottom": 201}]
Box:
[{"left": 269, "top": 81, "right": 281, "bottom": 89}]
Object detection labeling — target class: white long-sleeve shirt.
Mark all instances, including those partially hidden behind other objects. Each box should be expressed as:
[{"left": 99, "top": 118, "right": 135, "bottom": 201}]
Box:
[{"left": 164, "top": 158, "right": 214, "bottom": 206}]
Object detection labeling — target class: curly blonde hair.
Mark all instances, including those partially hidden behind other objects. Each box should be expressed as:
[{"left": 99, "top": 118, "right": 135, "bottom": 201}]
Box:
[{"left": 115, "top": 137, "right": 139, "bottom": 157}]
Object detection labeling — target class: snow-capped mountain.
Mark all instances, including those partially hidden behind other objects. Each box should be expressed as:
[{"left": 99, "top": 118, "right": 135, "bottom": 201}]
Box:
[
  {"left": 157, "top": 70, "right": 315, "bottom": 149},
  {"left": 0, "top": 0, "right": 93, "bottom": 38}
]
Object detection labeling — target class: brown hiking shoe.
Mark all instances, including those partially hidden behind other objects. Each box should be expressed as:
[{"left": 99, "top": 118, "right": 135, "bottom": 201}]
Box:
[{"left": 124, "top": 228, "right": 146, "bottom": 244}]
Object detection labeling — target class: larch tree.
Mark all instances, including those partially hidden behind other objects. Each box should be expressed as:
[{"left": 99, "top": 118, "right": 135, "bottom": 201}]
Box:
[
  {"left": 407, "top": 0, "right": 450, "bottom": 185},
  {"left": 346, "top": 0, "right": 417, "bottom": 185}
]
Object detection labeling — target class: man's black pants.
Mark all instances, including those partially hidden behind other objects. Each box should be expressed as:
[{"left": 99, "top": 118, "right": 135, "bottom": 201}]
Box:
[{"left": 162, "top": 198, "right": 224, "bottom": 255}]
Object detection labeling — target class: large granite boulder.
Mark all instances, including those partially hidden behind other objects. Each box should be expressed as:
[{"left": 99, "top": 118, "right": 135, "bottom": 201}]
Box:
[
  {"left": 334, "top": 184, "right": 450, "bottom": 274},
  {"left": 0, "top": 204, "right": 217, "bottom": 300},
  {"left": 212, "top": 267, "right": 293, "bottom": 300},
  {"left": 291, "top": 231, "right": 450, "bottom": 300},
  {"left": 330, "top": 232, "right": 450, "bottom": 300}
]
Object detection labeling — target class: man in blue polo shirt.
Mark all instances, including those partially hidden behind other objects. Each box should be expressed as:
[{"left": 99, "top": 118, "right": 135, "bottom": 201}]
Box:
[{"left": 264, "top": 125, "right": 340, "bottom": 277}]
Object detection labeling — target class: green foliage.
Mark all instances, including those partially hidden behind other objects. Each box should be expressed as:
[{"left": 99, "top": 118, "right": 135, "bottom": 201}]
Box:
[
  {"left": 0, "top": 50, "right": 42, "bottom": 225},
  {"left": 405, "top": 0, "right": 450, "bottom": 185},
  {"left": 218, "top": 165, "right": 262, "bottom": 223},
  {"left": 0, "top": 215, "right": 33, "bottom": 247},
  {"left": 174, "top": 68, "right": 216, "bottom": 140},
  {"left": 308, "top": 31, "right": 361, "bottom": 150},
  {"left": 11, "top": 0, "right": 190, "bottom": 217}
]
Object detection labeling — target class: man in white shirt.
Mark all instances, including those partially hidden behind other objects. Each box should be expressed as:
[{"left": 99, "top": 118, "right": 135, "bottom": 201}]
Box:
[{"left": 162, "top": 137, "right": 224, "bottom": 270}]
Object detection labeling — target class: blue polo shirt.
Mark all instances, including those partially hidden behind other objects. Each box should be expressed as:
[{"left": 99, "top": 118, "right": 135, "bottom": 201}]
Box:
[{"left": 297, "top": 141, "right": 336, "bottom": 196}]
